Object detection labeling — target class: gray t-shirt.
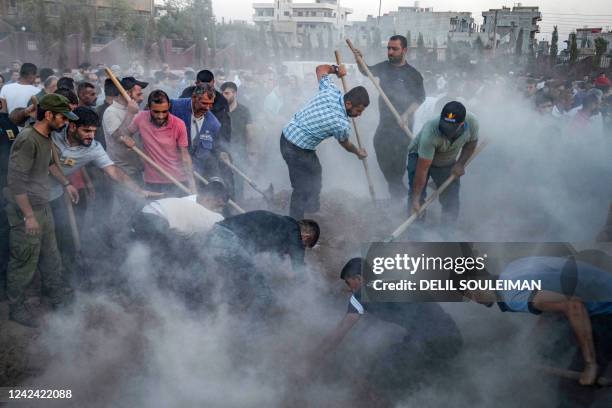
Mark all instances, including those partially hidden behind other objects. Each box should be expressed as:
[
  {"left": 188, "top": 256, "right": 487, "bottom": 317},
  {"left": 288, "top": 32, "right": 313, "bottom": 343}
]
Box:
[
  {"left": 409, "top": 113, "right": 479, "bottom": 167},
  {"left": 102, "top": 101, "right": 142, "bottom": 176},
  {"left": 49, "top": 128, "right": 113, "bottom": 201}
]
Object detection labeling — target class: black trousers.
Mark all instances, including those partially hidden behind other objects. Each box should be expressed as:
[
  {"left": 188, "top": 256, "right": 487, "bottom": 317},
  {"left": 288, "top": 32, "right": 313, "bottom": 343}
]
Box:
[
  {"left": 280, "top": 134, "right": 322, "bottom": 220},
  {"left": 0, "top": 198, "right": 9, "bottom": 299},
  {"left": 373, "top": 121, "right": 411, "bottom": 200}
]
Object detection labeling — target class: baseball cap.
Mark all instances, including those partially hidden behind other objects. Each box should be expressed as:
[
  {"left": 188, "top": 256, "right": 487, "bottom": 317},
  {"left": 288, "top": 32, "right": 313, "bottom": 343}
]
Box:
[
  {"left": 40, "top": 94, "right": 79, "bottom": 120},
  {"left": 121, "top": 76, "right": 149, "bottom": 91},
  {"left": 440, "top": 101, "right": 467, "bottom": 124}
]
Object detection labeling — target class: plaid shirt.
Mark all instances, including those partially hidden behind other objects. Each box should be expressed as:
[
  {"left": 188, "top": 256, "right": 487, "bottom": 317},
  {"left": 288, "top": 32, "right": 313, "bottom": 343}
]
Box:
[{"left": 282, "top": 75, "right": 350, "bottom": 150}]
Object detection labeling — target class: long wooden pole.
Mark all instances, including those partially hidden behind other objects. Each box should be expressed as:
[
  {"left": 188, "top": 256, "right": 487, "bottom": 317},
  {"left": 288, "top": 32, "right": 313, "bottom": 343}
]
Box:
[
  {"left": 104, "top": 67, "right": 131, "bottom": 104},
  {"left": 387, "top": 140, "right": 489, "bottom": 242},
  {"left": 220, "top": 156, "right": 272, "bottom": 201},
  {"left": 105, "top": 67, "right": 195, "bottom": 196},
  {"left": 50, "top": 145, "right": 81, "bottom": 252},
  {"left": 345, "top": 39, "right": 414, "bottom": 142},
  {"left": 193, "top": 171, "right": 246, "bottom": 214},
  {"left": 335, "top": 50, "right": 376, "bottom": 202},
  {"left": 535, "top": 364, "right": 612, "bottom": 387}
]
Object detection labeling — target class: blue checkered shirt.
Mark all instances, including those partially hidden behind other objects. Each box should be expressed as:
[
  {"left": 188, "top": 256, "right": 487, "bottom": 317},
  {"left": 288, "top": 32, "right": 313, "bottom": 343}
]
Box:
[{"left": 282, "top": 75, "right": 350, "bottom": 150}]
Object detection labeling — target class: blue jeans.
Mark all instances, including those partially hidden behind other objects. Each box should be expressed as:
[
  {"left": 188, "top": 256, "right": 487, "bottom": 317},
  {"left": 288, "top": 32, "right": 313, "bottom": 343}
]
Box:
[{"left": 205, "top": 225, "right": 275, "bottom": 314}]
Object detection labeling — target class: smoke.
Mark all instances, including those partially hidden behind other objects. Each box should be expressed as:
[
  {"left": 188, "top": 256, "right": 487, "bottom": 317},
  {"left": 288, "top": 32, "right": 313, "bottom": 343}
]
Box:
[{"left": 7, "top": 56, "right": 612, "bottom": 407}]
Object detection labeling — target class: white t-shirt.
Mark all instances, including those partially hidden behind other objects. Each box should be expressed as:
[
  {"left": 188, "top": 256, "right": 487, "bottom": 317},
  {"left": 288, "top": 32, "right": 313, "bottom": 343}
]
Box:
[
  {"left": 0, "top": 82, "right": 40, "bottom": 113},
  {"left": 142, "top": 196, "right": 223, "bottom": 237}
]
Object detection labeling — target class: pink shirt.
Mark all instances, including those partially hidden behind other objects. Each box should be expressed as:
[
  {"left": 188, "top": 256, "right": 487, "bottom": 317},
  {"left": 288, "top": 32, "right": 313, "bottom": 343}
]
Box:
[{"left": 128, "top": 111, "right": 189, "bottom": 184}]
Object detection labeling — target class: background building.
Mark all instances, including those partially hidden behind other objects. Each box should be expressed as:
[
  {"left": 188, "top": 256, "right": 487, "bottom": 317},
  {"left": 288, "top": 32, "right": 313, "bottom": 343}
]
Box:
[
  {"left": 347, "top": 1, "right": 475, "bottom": 50},
  {"left": 0, "top": 0, "right": 155, "bottom": 39},
  {"left": 253, "top": 0, "right": 352, "bottom": 48},
  {"left": 481, "top": 5, "right": 542, "bottom": 54}
]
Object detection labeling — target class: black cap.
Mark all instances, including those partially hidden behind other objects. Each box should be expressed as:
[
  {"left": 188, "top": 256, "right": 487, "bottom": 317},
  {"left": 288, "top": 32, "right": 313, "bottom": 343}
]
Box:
[
  {"left": 120, "top": 76, "right": 148, "bottom": 91},
  {"left": 203, "top": 177, "right": 229, "bottom": 201},
  {"left": 440, "top": 101, "right": 466, "bottom": 124}
]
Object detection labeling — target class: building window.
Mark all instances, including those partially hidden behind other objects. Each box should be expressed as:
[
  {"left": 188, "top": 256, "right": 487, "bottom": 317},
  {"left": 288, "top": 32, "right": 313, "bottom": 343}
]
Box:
[
  {"left": 297, "top": 12, "right": 303, "bottom": 16},
  {"left": 284, "top": 11, "right": 290, "bottom": 16}
]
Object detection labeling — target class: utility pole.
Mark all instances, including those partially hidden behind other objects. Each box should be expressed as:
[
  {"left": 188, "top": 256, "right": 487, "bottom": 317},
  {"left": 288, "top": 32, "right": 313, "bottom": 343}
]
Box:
[{"left": 492, "top": 9, "right": 499, "bottom": 55}]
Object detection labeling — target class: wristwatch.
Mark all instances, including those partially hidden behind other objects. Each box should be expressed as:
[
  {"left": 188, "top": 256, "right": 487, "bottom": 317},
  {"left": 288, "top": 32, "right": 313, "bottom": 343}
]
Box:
[
  {"left": 62, "top": 180, "right": 71, "bottom": 187},
  {"left": 331, "top": 65, "right": 340, "bottom": 75}
]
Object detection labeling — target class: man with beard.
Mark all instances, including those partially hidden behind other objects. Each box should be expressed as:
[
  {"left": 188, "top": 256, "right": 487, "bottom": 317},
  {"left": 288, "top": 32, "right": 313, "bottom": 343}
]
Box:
[
  {"left": 221, "top": 81, "right": 254, "bottom": 200},
  {"left": 121, "top": 90, "right": 196, "bottom": 197},
  {"left": 77, "top": 81, "right": 97, "bottom": 108},
  {"left": 170, "top": 84, "right": 232, "bottom": 188},
  {"left": 354, "top": 35, "right": 426, "bottom": 201},
  {"left": 408, "top": 101, "right": 479, "bottom": 224},
  {"left": 3, "top": 94, "right": 79, "bottom": 327},
  {"left": 281, "top": 64, "right": 369, "bottom": 219},
  {"left": 179, "top": 69, "right": 231, "bottom": 147},
  {"left": 48, "top": 107, "right": 161, "bottom": 282}
]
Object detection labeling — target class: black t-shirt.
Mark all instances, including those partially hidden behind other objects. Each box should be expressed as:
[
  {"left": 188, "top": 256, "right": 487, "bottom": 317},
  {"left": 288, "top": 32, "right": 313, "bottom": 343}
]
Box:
[
  {"left": 228, "top": 104, "right": 252, "bottom": 160},
  {"left": 95, "top": 101, "right": 111, "bottom": 149},
  {"left": 219, "top": 210, "right": 305, "bottom": 268},
  {"left": 0, "top": 112, "right": 19, "bottom": 195},
  {"left": 369, "top": 61, "right": 426, "bottom": 123},
  {"left": 347, "top": 291, "right": 461, "bottom": 344}
]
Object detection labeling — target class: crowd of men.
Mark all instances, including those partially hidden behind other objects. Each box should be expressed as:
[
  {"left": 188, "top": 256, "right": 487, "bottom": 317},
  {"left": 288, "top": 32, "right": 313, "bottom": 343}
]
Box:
[{"left": 1, "top": 33, "right": 612, "bottom": 399}]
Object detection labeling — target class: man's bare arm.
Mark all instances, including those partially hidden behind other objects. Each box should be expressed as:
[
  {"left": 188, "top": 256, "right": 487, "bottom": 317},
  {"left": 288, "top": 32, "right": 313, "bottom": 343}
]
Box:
[
  {"left": 48, "top": 164, "right": 80, "bottom": 203},
  {"left": 339, "top": 138, "right": 367, "bottom": 159},
  {"left": 179, "top": 147, "right": 196, "bottom": 193},
  {"left": 533, "top": 291, "right": 598, "bottom": 385},
  {"left": 111, "top": 99, "right": 140, "bottom": 142},
  {"left": 309, "top": 313, "right": 360, "bottom": 369},
  {"left": 315, "top": 64, "right": 346, "bottom": 82},
  {"left": 103, "top": 165, "right": 162, "bottom": 198},
  {"left": 411, "top": 157, "right": 432, "bottom": 204}
]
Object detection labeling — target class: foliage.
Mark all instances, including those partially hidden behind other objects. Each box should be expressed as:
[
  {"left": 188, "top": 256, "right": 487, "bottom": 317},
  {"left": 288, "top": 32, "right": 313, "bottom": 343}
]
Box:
[
  {"left": 569, "top": 33, "right": 578, "bottom": 64},
  {"left": 550, "top": 26, "right": 558, "bottom": 66},
  {"left": 594, "top": 37, "right": 609, "bottom": 68}
]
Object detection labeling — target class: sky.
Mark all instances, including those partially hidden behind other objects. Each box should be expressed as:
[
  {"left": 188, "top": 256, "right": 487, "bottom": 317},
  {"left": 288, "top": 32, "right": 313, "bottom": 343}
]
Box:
[{"left": 212, "top": 0, "right": 612, "bottom": 42}]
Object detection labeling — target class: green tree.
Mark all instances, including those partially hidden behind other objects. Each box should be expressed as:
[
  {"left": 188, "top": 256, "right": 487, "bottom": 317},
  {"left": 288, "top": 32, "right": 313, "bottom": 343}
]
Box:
[
  {"left": 143, "top": 15, "right": 157, "bottom": 69},
  {"left": 473, "top": 36, "right": 484, "bottom": 59},
  {"left": 550, "top": 26, "right": 558, "bottom": 66},
  {"left": 416, "top": 32, "right": 426, "bottom": 60},
  {"left": 302, "top": 30, "right": 312, "bottom": 60},
  {"left": 569, "top": 33, "right": 578, "bottom": 64},
  {"left": 20, "top": 0, "right": 55, "bottom": 65},
  {"left": 515, "top": 28, "right": 524, "bottom": 56},
  {"left": 82, "top": 12, "right": 93, "bottom": 63},
  {"left": 445, "top": 35, "right": 452, "bottom": 63},
  {"left": 594, "top": 37, "right": 609, "bottom": 68},
  {"left": 372, "top": 27, "right": 382, "bottom": 52},
  {"left": 432, "top": 38, "right": 438, "bottom": 63}
]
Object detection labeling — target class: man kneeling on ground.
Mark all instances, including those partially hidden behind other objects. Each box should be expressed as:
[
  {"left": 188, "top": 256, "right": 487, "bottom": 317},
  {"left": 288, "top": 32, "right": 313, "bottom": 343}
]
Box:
[{"left": 205, "top": 210, "right": 320, "bottom": 316}]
